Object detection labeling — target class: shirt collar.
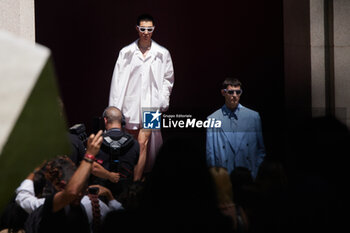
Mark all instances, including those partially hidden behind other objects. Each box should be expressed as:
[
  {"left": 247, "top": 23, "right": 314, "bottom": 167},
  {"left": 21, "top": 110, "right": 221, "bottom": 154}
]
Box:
[
  {"left": 134, "top": 39, "right": 154, "bottom": 56},
  {"left": 105, "top": 128, "right": 121, "bottom": 133},
  {"left": 222, "top": 104, "right": 242, "bottom": 117}
]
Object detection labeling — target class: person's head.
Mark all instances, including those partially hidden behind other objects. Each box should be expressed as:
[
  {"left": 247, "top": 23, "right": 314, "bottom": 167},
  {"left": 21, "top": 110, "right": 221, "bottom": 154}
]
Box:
[
  {"left": 221, "top": 78, "right": 243, "bottom": 110},
  {"left": 136, "top": 14, "right": 155, "bottom": 43},
  {"left": 45, "top": 156, "right": 77, "bottom": 191},
  {"left": 45, "top": 156, "right": 85, "bottom": 205},
  {"left": 143, "top": 136, "right": 218, "bottom": 208},
  {"left": 102, "top": 106, "right": 124, "bottom": 130},
  {"left": 255, "top": 159, "right": 288, "bottom": 192},
  {"left": 138, "top": 137, "right": 232, "bottom": 233}
]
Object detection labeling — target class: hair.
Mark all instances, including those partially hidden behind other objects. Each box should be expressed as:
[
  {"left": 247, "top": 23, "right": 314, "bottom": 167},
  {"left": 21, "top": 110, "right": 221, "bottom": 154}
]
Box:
[
  {"left": 45, "top": 156, "right": 76, "bottom": 187},
  {"left": 136, "top": 13, "right": 155, "bottom": 26},
  {"left": 222, "top": 77, "right": 242, "bottom": 90},
  {"left": 33, "top": 168, "right": 47, "bottom": 198},
  {"left": 102, "top": 106, "right": 124, "bottom": 125}
]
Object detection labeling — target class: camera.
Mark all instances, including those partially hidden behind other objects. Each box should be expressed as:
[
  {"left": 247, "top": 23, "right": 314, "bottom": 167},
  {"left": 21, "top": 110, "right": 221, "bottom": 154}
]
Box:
[
  {"left": 69, "top": 123, "right": 88, "bottom": 146},
  {"left": 92, "top": 116, "right": 106, "bottom": 134}
]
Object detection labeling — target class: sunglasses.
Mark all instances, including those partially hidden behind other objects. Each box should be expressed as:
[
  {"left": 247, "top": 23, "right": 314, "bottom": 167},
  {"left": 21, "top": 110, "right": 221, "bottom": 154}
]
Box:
[
  {"left": 224, "top": 89, "right": 242, "bottom": 95},
  {"left": 137, "top": 26, "right": 155, "bottom": 33}
]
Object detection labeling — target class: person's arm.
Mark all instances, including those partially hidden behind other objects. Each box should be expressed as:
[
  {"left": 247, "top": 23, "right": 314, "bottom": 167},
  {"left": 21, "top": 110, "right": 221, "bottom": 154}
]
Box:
[
  {"left": 255, "top": 113, "right": 265, "bottom": 174},
  {"left": 159, "top": 51, "right": 174, "bottom": 112},
  {"left": 109, "top": 51, "right": 123, "bottom": 107},
  {"left": 52, "top": 130, "right": 103, "bottom": 212},
  {"left": 91, "top": 162, "right": 120, "bottom": 183},
  {"left": 15, "top": 172, "right": 45, "bottom": 214},
  {"left": 206, "top": 125, "right": 216, "bottom": 167}
]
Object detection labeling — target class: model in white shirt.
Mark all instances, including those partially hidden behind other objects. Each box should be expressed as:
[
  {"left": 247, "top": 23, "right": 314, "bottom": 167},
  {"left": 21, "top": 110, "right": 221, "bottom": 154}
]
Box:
[{"left": 109, "top": 14, "right": 174, "bottom": 181}]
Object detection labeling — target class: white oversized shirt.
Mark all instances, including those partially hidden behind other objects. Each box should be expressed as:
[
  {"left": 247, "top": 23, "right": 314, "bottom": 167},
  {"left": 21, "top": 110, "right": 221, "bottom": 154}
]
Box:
[{"left": 109, "top": 39, "right": 174, "bottom": 130}]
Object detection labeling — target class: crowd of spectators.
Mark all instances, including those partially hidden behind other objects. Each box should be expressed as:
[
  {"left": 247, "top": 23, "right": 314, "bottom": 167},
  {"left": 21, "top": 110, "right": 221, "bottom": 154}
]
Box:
[{"left": 0, "top": 115, "right": 348, "bottom": 233}]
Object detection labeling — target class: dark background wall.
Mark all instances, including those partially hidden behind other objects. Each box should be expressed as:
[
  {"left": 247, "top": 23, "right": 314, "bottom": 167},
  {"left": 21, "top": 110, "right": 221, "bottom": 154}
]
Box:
[{"left": 35, "top": 0, "right": 285, "bottom": 159}]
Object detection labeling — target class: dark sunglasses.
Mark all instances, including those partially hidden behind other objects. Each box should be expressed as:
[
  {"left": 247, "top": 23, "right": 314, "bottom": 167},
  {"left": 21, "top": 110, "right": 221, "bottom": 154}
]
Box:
[{"left": 224, "top": 89, "right": 242, "bottom": 95}]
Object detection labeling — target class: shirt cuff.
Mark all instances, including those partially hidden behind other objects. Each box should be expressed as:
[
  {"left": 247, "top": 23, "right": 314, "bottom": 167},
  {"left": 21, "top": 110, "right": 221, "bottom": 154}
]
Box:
[
  {"left": 16, "top": 179, "right": 35, "bottom": 195},
  {"left": 108, "top": 199, "right": 124, "bottom": 211}
]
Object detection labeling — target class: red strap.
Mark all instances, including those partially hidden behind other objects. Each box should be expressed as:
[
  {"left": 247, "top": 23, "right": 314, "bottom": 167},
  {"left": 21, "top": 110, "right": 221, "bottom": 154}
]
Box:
[
  {"left": 96, "top": 159, "right": 103, "bottom": 164},
  {"left": 84, "top": 154, "right": 96, "bottom": 161}
]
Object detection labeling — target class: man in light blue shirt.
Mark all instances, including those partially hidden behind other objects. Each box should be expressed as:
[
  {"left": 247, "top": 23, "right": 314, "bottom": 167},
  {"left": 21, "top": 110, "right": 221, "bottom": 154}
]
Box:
[{"left": 206, "top": 78, "right": 265, "bottom": 178}]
